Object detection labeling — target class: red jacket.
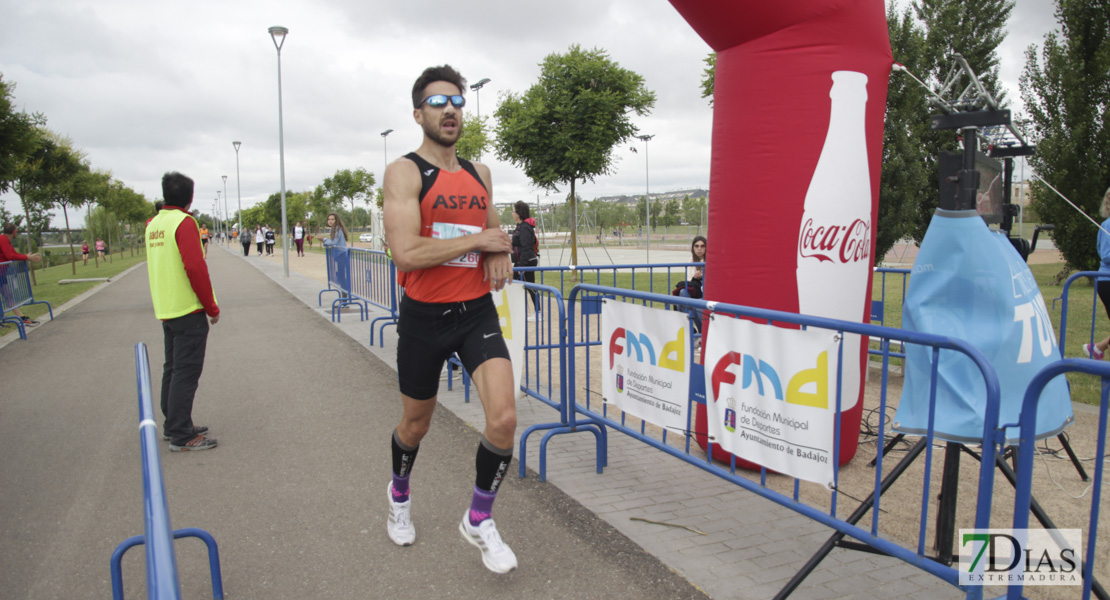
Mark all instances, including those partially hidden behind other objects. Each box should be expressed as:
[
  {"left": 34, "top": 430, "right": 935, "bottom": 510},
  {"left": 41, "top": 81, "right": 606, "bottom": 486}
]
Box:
[{"left": 0, "top": 235, "right": 29, "bottom": 262}]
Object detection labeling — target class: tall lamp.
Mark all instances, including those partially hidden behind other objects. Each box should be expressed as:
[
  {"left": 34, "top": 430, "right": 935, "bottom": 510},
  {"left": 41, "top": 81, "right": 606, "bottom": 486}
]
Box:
[
  {"left": 269, "top": 25, "right": 290, "bottom": 277},
  {"left": 380, "top": 129, "right": 393, "bottom": 247},
  {"left": 469, "top": 78, "right": 490, "bottom": 160},
  {"left": 232, "top": 141, "right": 243, "bottom": 233},
  {"left": 636, "top": 134, "right": 654, "bottom": 262},
  {"left": 221, "top": 175, "right": 228, "bottom": 244}
]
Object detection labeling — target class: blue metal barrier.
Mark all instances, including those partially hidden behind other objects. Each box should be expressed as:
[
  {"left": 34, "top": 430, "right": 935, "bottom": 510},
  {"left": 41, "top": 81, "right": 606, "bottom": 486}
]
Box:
[
  {"left": 1058, "top": 271, "right": 1109, "bottom": 356},
  {"left": 319, "top": 247, "right": 366, "bottom": 322},
  {"left": 1008, "top": 358, "right": 1109, "bottom": 600},
  {"left": 525, "top": 284, "right": 1006, "bottom": 597},
  {"left": 0, "top": 259, "right": 54, "bottom": 339},
  {"left": 111, "top": 343, "right": 223, "bottom": 600},
  {"left": 868, "top": 267, "right": 910, "bottom": 361}
]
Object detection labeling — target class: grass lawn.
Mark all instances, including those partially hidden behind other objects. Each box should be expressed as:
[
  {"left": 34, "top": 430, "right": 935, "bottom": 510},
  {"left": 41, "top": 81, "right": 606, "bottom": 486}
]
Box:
[{"left": 2, "top": 252, "right": 147, "bottom": 338}]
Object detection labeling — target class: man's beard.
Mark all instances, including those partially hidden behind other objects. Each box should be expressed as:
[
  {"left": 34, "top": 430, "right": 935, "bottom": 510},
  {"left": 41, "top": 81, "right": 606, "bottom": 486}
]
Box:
[{"left": 422, "top": 116, "right": 461, "bottom": 148}]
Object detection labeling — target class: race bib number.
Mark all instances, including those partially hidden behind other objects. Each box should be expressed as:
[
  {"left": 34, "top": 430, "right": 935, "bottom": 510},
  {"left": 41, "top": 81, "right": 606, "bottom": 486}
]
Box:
[{"left": 432, "top": 222, "right": 482, "bottom": 268}]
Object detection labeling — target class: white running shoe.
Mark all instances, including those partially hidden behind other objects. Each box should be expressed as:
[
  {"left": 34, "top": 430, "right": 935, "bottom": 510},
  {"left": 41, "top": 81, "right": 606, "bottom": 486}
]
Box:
[
  {"left": 459, "top": 514, "right": 517, "bottom": 574},
  {"left": 386, "top": 483, "right": 415, "bottom": 546}
]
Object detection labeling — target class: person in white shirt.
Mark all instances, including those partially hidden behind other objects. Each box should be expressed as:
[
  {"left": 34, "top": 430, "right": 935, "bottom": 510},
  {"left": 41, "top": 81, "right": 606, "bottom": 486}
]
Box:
[{"left": 294, "top": 221, "right": 306, "bottom": 257}]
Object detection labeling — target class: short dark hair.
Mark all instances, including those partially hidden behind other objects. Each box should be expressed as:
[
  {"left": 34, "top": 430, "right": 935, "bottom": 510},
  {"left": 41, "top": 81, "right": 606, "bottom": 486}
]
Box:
[
  {"left": 412, "top": 65, "right": 466, "bottom": 108},
  {"left": 513, "top": 201, "right": 531, "bottom": 220},
  {"left": 2, "top": 223, "right": 16, "bottom": 235},
  {"left": 162, "top": 172, "right": 194, "bottom": 208}
]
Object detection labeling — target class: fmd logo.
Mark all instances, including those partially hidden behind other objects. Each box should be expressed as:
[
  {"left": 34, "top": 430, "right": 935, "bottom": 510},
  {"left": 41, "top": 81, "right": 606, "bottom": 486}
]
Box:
[
  {"left": 710, "top": 350, "right": 829, "bottom": 409},
  {"left": 608, "top": 326, "right": 686, "bottom": 373}
]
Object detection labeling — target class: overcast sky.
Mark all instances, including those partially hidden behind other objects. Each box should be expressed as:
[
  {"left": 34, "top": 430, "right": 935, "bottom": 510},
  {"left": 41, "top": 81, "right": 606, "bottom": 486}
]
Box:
[{"left": 1, "top": 0, "right": 1058, "bottom": 227}]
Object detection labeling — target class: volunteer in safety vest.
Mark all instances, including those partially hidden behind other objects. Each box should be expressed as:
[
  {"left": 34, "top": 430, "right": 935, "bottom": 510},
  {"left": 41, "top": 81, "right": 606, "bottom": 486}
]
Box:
[{"left": 146, "top": 171, "right": 220, "bottom": 452}]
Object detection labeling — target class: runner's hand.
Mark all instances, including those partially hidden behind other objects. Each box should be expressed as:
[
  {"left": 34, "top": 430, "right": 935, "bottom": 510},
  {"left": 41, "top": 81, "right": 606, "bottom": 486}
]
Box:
[{"left": 484, "top": 252, "right": 512, "bottom": 292}]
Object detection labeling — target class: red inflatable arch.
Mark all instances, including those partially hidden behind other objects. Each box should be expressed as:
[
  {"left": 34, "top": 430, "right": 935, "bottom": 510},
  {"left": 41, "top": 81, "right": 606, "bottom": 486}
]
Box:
[{"left": 667, "top": 0, "right": 893, "bottom": 466}]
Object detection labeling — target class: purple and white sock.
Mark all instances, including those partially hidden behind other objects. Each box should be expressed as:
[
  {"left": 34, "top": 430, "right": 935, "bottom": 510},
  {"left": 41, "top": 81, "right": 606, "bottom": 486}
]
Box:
[{"left": 469, "top": 486, "right": 497, "bottom": 526}]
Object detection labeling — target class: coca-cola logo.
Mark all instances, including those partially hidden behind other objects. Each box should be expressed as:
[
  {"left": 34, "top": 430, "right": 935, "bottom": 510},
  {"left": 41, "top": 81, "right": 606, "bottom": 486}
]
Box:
[{"left": 798, "top": 218, "right": 871, "bottom": 263}]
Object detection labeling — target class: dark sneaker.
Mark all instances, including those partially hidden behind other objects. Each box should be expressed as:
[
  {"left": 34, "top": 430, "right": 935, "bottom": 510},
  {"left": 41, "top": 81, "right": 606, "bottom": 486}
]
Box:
[
  {"left": 169, "top": 435, "right": 218, "bottom": 452},
  {"left": 21, "top": 317, "right": 40, "bottom": 326},
  {"left": 163, "top": 426, "right": 209, "bottom": 441}
]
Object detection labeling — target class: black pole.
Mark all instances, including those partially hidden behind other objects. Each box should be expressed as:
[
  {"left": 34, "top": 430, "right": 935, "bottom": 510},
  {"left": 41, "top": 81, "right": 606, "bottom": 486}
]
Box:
[
  {"left": 958, "top": 128, "right": 980, "bottom": 211},
  {"left": 933, "top": 442, "right": 961, "bottom": 565}
]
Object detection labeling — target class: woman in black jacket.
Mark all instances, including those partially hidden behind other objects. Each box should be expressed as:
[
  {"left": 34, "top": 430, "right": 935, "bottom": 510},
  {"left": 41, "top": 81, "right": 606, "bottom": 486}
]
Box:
[{"left": 511, "top": 201, "right": 541, "bottom": 318}]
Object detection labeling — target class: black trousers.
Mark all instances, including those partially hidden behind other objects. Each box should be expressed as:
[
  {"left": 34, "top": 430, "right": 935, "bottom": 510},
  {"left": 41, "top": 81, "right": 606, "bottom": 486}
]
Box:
[
  {"left": 161, "top": 310, "right": 209, "bottom": 444},
  {"left": 514, "top": 259, "right": 540, "bottom": 310},
  {"left": 256, "top": 242, "right": 264, "bottom": 254},
  {"left": 241, "top": 241, "right": 251, "bottom": 256}
]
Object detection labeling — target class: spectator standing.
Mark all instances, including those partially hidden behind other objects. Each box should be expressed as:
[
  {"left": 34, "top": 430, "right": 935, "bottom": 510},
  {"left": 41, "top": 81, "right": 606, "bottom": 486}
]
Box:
[
  {"left": 254, "top": 225, "right": 265, "bottom": 256},
  {"left": 0, "top": 223, "right": 43, "bottom": 327},
  {"left": 144, "top": 172, "right": 219, "bottom": 451},
  {"left": 1084, "top": 186, "right": 1110, "bottom": 360},
  {"left": 240, "top": 226, "right": 252, "bottom": 256},
  {"left": 264, "top": 225, "right": 276, "bottom": 256},
  {"left": 322, "top": 213, "right": 347, "bottom": 249},
  {"left": 510, "top": 200, "right": 541, "bottom": 319},
  {"left": 294, "top": 221, "right": 306, "bottom": 257}
]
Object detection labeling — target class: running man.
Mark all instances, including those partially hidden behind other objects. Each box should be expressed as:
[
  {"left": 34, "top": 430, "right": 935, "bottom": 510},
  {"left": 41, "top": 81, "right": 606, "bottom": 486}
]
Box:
[{"left": 382, "top": 65, "right": 517, "bottom": 573}]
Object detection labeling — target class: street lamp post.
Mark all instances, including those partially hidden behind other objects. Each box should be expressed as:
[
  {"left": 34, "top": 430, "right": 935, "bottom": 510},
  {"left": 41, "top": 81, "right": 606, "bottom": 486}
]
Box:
[
  {"left": 215, "top": 191, "right": 221, "bottom": 241},
  {"left": 380, "top": 129, "right": 393, "bottom": 248},
  {"left": 469, "top": 78, "right": 490, "bottom": 160},
  {"left": 269, "top": 25, "right": 290, "bottom": 277},
  {"left": 232, "top": 141, "right": 242, "bottom": 234},
  {"left": 636, "top": 134, "right": 654, "bottom": 262},
  {"left": 222, "top": 175, "right": 228, "bottom": 245}
]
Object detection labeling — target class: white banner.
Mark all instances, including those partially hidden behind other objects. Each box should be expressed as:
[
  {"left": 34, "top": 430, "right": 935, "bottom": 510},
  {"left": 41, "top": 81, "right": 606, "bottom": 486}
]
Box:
[
  {"left": 491, "top": 284, "right": 526, "bottom": 399},
  {"left": 601, "top": 299, "right": 691, "bottom": 433},
  {"left": 704, "top": 316, "right": 839, "bottom": 488}
]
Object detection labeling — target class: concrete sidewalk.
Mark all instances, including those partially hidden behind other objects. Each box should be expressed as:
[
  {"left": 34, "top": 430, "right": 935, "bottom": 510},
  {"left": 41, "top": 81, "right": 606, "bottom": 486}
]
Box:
[
  {"left": 0, "top": 242, "right": 963, "bottom": 599},
  {"left": 229, "top": 245, "right": 963, "bottom": 600}
]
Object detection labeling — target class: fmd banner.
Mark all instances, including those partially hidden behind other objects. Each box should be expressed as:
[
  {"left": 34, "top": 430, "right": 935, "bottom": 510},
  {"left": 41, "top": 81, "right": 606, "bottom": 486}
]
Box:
[
  {"left": 601, "top": 299, "right": 690, "bottom": 434},
  {"left": 704, "top": 316, "right": 839, "bottom": 488},
  {"left": 491, "top": 283, "right": 526, "bottom": 400}
]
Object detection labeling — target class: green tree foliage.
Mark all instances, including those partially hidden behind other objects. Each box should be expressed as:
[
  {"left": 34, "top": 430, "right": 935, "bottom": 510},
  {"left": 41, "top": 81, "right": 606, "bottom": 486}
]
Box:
[
  {"left": 456, "top": 113, "right": 492, "bottom": 162},
  {"left": 318, "top": 168, "right": 376, "bottom": 216},
  {"left": 0, "top": 73, "right": 44, "bottom": 194},
  {"left": 682, "top": 195, "right": 707, "bottom": 227},
  {"left": 1021, "top": 0, "right": 1110, "bottom": 270},
  {"left": 495, "top": 45, "right": 655, "bottom": 266},
  {"left": 700, "top": 53, "right": 716, "bottom": 106},
  {"left": 260, "top": 190, "right": 312, "bottom": 231},
  {"left": 876, "top": 6, "right": 933, "bottom": 263},
  {"left": 907, "top": 0, "right": 1014, "bottom": 243}
]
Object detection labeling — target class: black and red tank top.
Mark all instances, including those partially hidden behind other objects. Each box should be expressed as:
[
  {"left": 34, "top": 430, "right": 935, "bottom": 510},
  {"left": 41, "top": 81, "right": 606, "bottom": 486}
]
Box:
[{"left": 399, "top": 152, "right": 491, "bottom": 303}]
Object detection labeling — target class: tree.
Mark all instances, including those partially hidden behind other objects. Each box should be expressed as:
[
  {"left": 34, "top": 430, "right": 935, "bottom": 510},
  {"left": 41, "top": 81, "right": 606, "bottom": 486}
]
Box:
[
  {"left": 495, "top": 45, "right": 655, "bottom": 267},
  {"left": 1021, "top": 0, "right": 1110, "bottom": 270},
  {"left": 456, "top": 113, "right": 492, "bottom": 162},
  {"left": 0, "top": 73, "right": 43, "bottom": 194},
  {"left": 318, "top": 168, "right": 376, "bottom": 216},
  {"left": 699, "top": 53, "right": 716, "bottom": 106},
  {"left": 876, "top": 5, "right": 933, "bottom": 263}
]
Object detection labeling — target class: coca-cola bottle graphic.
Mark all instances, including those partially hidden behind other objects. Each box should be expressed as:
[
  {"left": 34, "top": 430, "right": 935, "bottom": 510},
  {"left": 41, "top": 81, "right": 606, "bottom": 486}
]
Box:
[{"left": 796, "top": 70, "right": 871, "bottom": 417}]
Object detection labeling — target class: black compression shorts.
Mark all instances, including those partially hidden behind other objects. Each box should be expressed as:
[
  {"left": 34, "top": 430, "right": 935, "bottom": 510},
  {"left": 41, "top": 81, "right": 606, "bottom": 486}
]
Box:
[{"left": 396, "top": 293, "right": 509, "bottom": 400}]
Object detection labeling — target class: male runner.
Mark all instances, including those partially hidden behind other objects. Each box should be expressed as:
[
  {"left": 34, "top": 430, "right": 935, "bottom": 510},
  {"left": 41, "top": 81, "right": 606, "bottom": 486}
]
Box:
[{"left": 382, "top": 65, "right": 517, "bottom": 574}]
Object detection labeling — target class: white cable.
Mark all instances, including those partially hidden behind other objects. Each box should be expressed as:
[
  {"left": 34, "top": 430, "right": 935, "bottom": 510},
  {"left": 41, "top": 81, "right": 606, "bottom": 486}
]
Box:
[
  {"left": 1038, "top": 445, "right": 1095, "bottom": 499},
  {"left": 1029, "top": 174, "right": 1110, "bottom": 236}
]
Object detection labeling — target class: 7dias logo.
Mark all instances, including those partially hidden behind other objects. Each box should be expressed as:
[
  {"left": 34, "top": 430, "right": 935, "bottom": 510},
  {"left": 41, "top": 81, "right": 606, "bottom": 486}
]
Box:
[{"left": 959, "top": 529, "right": 1081, "bottom": 586}]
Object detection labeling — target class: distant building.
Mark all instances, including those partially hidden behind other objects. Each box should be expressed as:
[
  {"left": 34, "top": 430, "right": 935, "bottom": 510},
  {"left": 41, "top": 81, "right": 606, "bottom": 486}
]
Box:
[{"left": 594, "top": 189, "right": 709, "bottom": 206}]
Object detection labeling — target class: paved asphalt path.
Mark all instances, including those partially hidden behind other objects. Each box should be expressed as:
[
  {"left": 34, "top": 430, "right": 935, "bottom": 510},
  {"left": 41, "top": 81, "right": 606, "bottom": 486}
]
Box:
[{"left": 0, "top": 248, "right": 708, "bottom": 599}]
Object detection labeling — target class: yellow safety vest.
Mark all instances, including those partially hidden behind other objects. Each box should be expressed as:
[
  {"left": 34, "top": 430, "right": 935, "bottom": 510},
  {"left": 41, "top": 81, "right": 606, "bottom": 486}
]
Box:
[{"left": 147, "top": 210, "right": 215, "bottom": 319}]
